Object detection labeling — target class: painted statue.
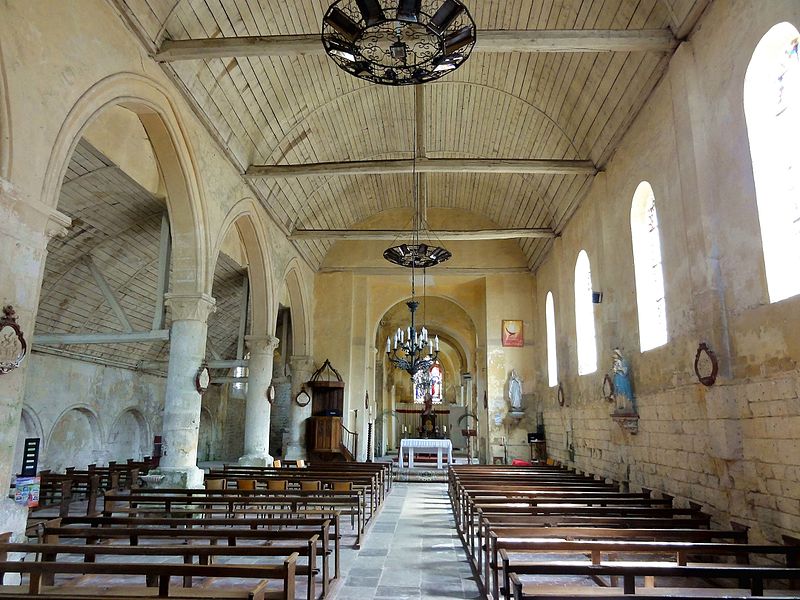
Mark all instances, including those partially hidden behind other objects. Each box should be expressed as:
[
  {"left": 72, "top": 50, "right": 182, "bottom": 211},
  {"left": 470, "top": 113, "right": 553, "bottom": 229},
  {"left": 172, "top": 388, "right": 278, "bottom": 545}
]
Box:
[
  {"left": 612, "top": 348, "right": 635, "bottom": 413},
  {"left": 508, "top": 370, "right": 523, "bottom": 412}
]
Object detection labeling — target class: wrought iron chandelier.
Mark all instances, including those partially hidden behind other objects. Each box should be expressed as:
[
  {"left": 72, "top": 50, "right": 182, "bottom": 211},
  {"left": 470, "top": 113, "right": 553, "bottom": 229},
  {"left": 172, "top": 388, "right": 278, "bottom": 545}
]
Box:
[
  {"left": 384, "top": 116, "right": 449, "bottom": 377},
  {"left": 322, "top": 0, "right": 477, "bottom": 86}
]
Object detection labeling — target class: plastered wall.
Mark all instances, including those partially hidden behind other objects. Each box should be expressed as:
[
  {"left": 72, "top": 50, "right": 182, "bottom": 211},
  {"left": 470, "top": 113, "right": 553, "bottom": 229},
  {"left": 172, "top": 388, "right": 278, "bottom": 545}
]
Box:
[
  {"left": 526, "top": 0, "right": 800, "bottom": 544},
  {"left": 17, "top": 353, "right": 164, "bottom": 474}
]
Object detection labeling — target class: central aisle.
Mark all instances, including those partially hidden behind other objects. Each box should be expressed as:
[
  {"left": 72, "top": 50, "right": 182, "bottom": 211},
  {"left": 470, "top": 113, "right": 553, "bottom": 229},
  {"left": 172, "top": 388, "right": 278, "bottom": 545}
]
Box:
[{"left": 331, "top": 482, "right": 480, "bottom": 600}]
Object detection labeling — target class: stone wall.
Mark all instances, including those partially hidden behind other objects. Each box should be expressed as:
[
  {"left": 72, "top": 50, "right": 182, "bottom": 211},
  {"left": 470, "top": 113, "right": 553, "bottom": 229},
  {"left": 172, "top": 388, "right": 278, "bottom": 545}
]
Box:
[
  {"left": 525, "top": 1, "right": 800, "bottom": 545},
  {"left": 18, "top": 352, "right": 165, "bottom": 475}
]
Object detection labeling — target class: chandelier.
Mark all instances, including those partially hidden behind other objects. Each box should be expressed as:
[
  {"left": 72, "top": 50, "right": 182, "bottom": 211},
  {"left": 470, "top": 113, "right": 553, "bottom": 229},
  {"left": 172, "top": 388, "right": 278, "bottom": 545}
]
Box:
[
  {"left": 322, "top": 0, "right": 477, "bottom": 86},
  {"left": 384, "top": 116, "right": 449, "bottom": 377}
]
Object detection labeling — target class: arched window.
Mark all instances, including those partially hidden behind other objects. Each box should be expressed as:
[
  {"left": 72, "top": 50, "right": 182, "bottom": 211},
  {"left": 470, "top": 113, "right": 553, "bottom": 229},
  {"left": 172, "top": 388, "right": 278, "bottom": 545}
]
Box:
[
  {"left": 545, "top": 291, "right": 558, "bottom": 387},
  {"left": 414, "top": 361, "right": 443, "bottom": 404},
  {"left": 744, "top": 23, "right": 800, "bottom": 302},
  {"left": 574, "top": 250, "right": 597, "bottom": 375},
  {"left": 630, "top": 181, "right": 668, "bottom": 351}
]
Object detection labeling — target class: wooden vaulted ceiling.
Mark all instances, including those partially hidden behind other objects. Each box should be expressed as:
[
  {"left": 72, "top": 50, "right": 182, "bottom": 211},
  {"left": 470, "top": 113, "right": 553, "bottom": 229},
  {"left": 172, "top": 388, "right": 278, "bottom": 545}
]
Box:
[
  {"left": 113, "top": 0, "right": 709, "bottom": 270},
  {"left": 36, "top": 140, "right": 251, "bottom": 369}
]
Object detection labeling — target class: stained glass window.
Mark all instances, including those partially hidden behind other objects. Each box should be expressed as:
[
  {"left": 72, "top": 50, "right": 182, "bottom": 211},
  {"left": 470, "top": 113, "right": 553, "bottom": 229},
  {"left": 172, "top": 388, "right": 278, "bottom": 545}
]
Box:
[{"left": 414, "top": 362, "right": 443, "bottom": 404}]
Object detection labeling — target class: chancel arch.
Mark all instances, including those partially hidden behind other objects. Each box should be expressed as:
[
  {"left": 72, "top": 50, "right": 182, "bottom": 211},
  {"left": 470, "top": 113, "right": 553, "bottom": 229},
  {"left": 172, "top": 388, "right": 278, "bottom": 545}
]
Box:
[{"left": 376, "top": 294, "right": 477, "bottom": 452}]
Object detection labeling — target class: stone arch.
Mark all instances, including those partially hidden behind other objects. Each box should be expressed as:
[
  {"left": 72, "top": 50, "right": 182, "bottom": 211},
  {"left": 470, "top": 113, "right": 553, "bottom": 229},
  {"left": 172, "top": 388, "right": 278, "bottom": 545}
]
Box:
[
  {"left": 212, "top": 198, "right": 274, "bottom": 335},
  {"left": 12, "top": 406, "right": 43, "bottom": 479},
  {"left": 373, "top": 293, "right": 479, "bottom": 360},
  {"left": 282, "top": 260, "right": 310, "bottom": 356},
  {"left": 0, "top": 38, "right": 10, "bottom": 179},
  {"left": 107, "top": 408, "right": 151, "bottom": 462},
  {"left": 46, "top": 405, "right": 103, "bottom": 472},
  {"left": 40, "top": 72, "right": 208, "bottom": 294},
  {"left": 197, "top": 407, "right": 214, "bottom": 463}
]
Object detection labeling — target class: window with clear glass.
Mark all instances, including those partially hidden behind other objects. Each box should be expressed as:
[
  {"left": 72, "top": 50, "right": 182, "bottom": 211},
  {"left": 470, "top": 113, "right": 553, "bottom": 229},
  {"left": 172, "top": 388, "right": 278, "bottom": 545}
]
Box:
[
  {"left": 232, "top": 353, "right": 249, "bottom": 395},
  {"left": 744, "top": 23, "right": 800, "bottom": 302},
  {"left": 575, "top": 250, "right": 597, "bottom": 375},
  {"left": 545, "top": 291, "right": 558, "bottom": 387},
  {"left": 630, "top": 181, "right": 668, "bottom": 351}
]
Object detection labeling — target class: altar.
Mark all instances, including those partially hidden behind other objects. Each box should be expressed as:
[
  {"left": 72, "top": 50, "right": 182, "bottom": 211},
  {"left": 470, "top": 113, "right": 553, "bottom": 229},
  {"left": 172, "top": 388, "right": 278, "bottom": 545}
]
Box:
[{"left": 399, "top": 438, "right": 454, "bottom": 469}]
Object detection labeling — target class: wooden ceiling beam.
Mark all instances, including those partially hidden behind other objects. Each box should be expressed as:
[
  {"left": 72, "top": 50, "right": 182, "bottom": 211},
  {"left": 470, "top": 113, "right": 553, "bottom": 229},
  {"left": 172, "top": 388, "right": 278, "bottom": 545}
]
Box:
[
  {"left": 247, "top": 158, "right": 597, "bottom": 178},
  {"left": 155, "top": 29, "right": 677, "bottom": 62},
  {"left": 289, "top": 228, "right": 556, "bottom": 241}
]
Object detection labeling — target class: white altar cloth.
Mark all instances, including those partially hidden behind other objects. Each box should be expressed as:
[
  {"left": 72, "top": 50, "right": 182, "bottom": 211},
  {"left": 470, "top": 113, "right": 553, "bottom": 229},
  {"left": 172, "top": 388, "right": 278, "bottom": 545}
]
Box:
[{"left": 399, "top": 438, "right": 453, "bottom": 469}]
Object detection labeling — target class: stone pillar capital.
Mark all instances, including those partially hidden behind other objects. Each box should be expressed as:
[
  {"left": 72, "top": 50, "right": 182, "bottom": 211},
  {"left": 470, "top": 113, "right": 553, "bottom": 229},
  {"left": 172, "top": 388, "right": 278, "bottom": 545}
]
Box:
[
  {"left": 165, "top": 293, "right": 216, "bottom": 322},
  {"left": 245, "top": 334, "right": 280, "bottom": 356}
]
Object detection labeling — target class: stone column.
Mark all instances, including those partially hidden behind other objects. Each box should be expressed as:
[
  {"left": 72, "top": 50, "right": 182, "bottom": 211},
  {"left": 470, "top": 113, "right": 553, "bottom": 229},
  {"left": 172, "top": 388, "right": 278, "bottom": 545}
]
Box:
[
  {"left": 239, "top": 335, "right": 280, "bottom": 466},
  {"left": 0, "top": 177, "right": 69, "bottom": 540},
  {"left": 283, "top": 355, "right": 315, "bottom": 461},
  {"left": 153, "top": 292, "right": 215, "bottom": 488}
]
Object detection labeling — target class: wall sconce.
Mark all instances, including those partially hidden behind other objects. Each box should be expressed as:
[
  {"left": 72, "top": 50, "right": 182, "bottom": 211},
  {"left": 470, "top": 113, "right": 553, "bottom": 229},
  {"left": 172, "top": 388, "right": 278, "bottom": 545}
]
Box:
[{"left": 592, "top": 291, "right": 603, "bottom": 304}]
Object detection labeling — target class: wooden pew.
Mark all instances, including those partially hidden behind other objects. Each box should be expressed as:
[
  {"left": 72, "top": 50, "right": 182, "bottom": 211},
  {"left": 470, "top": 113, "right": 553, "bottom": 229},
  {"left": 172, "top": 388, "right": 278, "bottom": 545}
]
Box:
[
  {"left": 488, "top": 530, "right": 758, "bottom": 599},
  {"left": 41, "top": 515, "right": 336, "bottom": 596},
  {"left": 498, "top": 540, "right": 800, "bottom": 600},
  {"left": 501, "top": 549, "right": 800, "bottom": 599},
  {"left": 102, "top": 489, "right": 365, "bottom": 547},
  {"left": 212, "top": 467, "right": 382, "bottom": 519},
  {"left": 0, "top": 540, "right": 318, "bottom": 600},
  {"left": 0, "top": 557, "right": 298, "bottom": 599}
]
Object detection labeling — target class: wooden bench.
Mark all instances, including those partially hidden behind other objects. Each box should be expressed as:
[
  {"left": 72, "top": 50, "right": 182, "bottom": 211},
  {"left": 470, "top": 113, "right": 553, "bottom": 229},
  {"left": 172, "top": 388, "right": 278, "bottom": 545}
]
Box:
[
  {"left": 41, "top": 515, "right": 335, "bottom": 597},
  {"left": 481, "top": 522, "right": 744, "bottom": 597},
  {"left": 102, "top": 489, "right": 365, "bottom": 547},
  {"left": 497, "top": 540, "right": 800, "bottom": 600},
  {"left": 0, "top": 538, "right": 319, "bottom": 600},
  {"left": 211, "top": 467, "right": 383, "bottom": 519},
  {"left": 0, "top": 557, "right": 298, "bottom": 599},
  {"left": 501, "top": 553, "right": 800, "bottom": 599}
]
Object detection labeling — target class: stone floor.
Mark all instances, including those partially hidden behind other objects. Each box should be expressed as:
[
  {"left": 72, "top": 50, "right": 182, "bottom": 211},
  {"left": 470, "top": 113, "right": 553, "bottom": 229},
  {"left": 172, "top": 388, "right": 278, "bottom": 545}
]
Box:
[{"left": 331, "top": 482, "right": 481, "bottom": 600}]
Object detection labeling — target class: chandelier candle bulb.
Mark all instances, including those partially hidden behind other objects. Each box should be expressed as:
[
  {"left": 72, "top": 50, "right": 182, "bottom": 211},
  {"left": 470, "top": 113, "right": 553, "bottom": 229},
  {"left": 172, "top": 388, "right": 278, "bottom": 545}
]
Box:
[{"left": 435, "top": 336, "right": 439, "bottom": 351}]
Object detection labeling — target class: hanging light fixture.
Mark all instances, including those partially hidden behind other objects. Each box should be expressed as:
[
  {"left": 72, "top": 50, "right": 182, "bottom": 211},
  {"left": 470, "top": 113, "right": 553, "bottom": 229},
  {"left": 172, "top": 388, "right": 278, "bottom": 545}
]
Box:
[
  {"left": 322, "top": 0, "right": 476, "bottom": 86},
  {"left": 384, "top": 113, "right": 450, "bottom": 378}
]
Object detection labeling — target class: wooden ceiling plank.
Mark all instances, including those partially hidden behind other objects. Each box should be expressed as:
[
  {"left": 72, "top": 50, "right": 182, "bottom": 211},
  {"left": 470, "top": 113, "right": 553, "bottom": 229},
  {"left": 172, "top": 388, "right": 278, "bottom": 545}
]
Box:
[
  {"left": 177, "top": 4, "right": 277, "bottom": 156},
  {"left": 584, "top": 51, "right": 648, "bottom": 160},
  {"left": 594, "top": 52, "right": 670, "bottom": 167},
  {"left": 246, "top": 157, "right": 597, "bottom": 177},
  {"left": 581, "top": 2, "right": 657, "bottom": 155}
]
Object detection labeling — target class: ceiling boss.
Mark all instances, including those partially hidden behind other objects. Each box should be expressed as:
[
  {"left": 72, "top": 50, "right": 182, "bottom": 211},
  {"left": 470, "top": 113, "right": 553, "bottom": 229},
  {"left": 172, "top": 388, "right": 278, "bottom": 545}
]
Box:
[{"left": 322, "top": 0, "right": 477, "bottom": 85}]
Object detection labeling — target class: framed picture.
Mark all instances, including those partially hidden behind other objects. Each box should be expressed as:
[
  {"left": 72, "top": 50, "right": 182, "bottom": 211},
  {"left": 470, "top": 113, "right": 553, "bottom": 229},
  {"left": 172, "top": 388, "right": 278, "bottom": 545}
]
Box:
[{"left": 501, "top": 320, "right": 524, "bottom": 347}]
